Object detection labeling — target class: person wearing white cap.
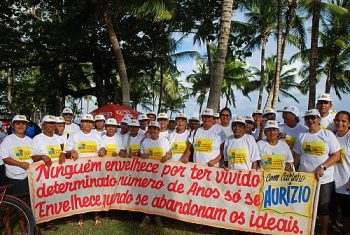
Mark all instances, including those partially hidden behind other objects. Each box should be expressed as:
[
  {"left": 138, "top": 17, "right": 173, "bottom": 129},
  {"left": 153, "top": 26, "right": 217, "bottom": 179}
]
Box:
[
  {"left": 167, "top": 116, "right": 176, "bottom": 133},
  {"left": 123, "top": 119, "right": 145, "bottom": 157},
  {"left": 293, "top": 109, "right": 341, "bottom": 235},
  {"left": 252, "top": 109, "right": 263, "bottom": 128},
  {"left": 62, "top": 107, "right": 80, "bottom": 137},
  {"left": 137, "top": 114, "right": 149, "bottom": 134},
  {"left": 62, "top": 114, "right": 106, "bottom": 226},
  {"left": 102, "top": 118, "right": 126, "bottom": 157},
  {"left": 244, "top": 115, "right": 255, "bottom": 135},
  {"left": 139, "top": 121, "right": 170, "bottom": 227},
  {"left": 157, "top": 113, "right": 170, "bottom": 140},
  {"left": 94, "top": 114, "right": 107, "bottom": 136},
  {"left": 188, "top": 115, "right": 200, "bottom": 131},
  {"left": 213, "top": 112, "right": 220, "bottom": 125},
  {"left": 279, "top": 106, "right": 308, "bottom": 150},
  {"left": 219, "top": 107, "right": 233, "bottom": 138},
  {"left": 317, "top": 93, "right": 336, "bottom": 131},
  {"left": 181, "top": 108, "right": 226, "bottom": 167},
  {"left": 54, "top": 116, "right": 68, "bottom": 149},
  {"left": 0, "top": 115, "right": 33, "bottom": 234},
  {"left": 254, "top": 108, "right": 277, "bottom": 141},
  {"left": 118, "top": 115, "right": 130, "bottom": 138},
  {"left": 333, "top": 111, "right": 350, "bottom": 235},
  {"left": 223, "top": 116, "right": 260, "bottom": 170},
  {"left": 167, "top": 113, "right": 190, "bottom": 162},
  {"left": 257, "top": 120, "right": 293, "bottom": 171},
  {"left": 146, "top": 112, "right": 157, "bottom": 122}
]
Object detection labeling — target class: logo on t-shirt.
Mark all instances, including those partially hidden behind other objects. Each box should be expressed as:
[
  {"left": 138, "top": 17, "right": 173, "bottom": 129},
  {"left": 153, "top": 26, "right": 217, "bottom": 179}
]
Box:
[
  {"left": 228, "top": 148, "right": 248, "bottom": 165},
  {"left": 106, "top": 144, "right": 117, "bottom": 156},
  {"left": 194, "top": 138, "right": 213, "bottom": 152},
  {"left": 128, "top": 144, "right": 140, "bottom": 154},
  {"left": 339, "top": 147, "right": 345, "bottom": 164},
  {"left": 301, "top": 141, "right": 325, "bottom": 156},
  {"left": 171, "top": 141, "right": 187, "bottom": 154},
  {"left": 77, "top": 141, "right": 97, "bottom": 153},
  {"left": 14, "top": 146, "right": 31, "bottom": 161},
  {"left": 261, "top": 153, "right": 285, "bottom": 170},
  {"left": 146, "top": 147, "right": 164, "bottom": 160},
  {"left": 46, "top": 145, "right": 61, "bottom": 159}
]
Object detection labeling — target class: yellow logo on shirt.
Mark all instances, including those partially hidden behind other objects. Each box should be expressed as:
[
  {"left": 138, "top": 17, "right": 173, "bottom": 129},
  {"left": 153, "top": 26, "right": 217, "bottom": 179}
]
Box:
[
  {"left": 171, "top": 141, "right": 187, "bottom": 154},
  {"left": 280, "top": 134, "right": 296, "bottom": 149},
  {"left": 77, "top": 141, "right": 97, "bottom": 154},
  {"left": 14, "top": 146, "right": 31, "bottom": 161},
  {"left": 301, "top": 141, "right": 325, "bottom": 156},
  {"left": 261, "top": 154, "right": 285, "bottom": 170},
  {"left": 106, "top": 144, "right": 117, "bottom": 156},
  {"left": 339, "top": 148, "right": 345, "bottom": 164},
  {"left": 46, "top": 145, "right": 61, "bottom": 159},
  {"left": 194, "top": 138, "right": 213, "bottom": 153},
  {"left": 145, "top": 147, "right": 164, "bottom": 160},
  {"left": 128, "top": 144, "right": 140, "bottom": 154},
  {"left": 228, "top": 148, "right": 247, "bottom": 164}
]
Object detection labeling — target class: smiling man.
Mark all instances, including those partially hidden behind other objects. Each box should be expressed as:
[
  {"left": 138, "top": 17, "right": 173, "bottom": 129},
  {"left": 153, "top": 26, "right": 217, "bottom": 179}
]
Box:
[{"left": 317, "top": 93, "right": 336, "bottom": 132}]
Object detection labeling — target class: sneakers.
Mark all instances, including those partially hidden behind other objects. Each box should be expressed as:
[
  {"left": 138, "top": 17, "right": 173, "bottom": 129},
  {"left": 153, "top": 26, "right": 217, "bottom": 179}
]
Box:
[
  {"left": 154, "top": 216, "right": 163, "bottom": 226},
  {"left": 139, "top": 216, "right": 150, "bottom": 228}
]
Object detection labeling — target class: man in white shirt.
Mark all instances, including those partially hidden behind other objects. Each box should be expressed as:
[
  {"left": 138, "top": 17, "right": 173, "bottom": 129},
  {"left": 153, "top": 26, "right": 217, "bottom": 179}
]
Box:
[
  {"left": 62, "top": 107, "right": 80, "bottom": 137},
  {"left": 157, "top": 113, "right": 170, "bottom": 140},
  {"left": 94, "top": 114, "right": 106, "bottom": 136},
  {"left": 317, "top": 93, "right": 336, "bottom": 131}
]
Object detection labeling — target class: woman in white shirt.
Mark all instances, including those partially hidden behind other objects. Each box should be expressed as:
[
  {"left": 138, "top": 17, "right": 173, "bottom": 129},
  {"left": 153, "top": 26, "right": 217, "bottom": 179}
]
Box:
[
  {"left": 168, "top": 113, "right": 190, "bottom": 162},
  {"left": 102, "top": 118, "right": 126, "bottom": 157}
]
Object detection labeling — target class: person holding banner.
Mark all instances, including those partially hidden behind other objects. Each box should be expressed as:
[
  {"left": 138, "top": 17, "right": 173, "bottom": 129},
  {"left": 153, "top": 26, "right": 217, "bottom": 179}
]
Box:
[
  {"left": 123, "top": 119, "right": 145, "bottom": 157},
  {"left": 223, "top": 116, "right": 260, "bottom": 170},
  {"left": 168, "top": 113, "right": 190, "bottom": 161},
  {"left": 182, "top": 108, "right": 226, "bottom": 167},
  {"left": 257, "top": 120, "right": 293, "bottom": 171},
  {"left": 293, "top": 109, "right": 341, "bottom": 235},
  {"left": 139, "top": 121, "right": 171, "bottom": 227},
  {"left": 55, "top": 116, "right": 67, "bottom": 150},
  {"left": 333, "top": 111, "right": 350, "bottom": 235},
  {"left": 60, "top": 113, "right": 106, "bottom": 227},
  {"left": 94, "top": 115, "right": 107, "bottom": 136},
  {"left": 102, "top": 118, "right": 126, "bottom": 157},
  {"left": 0, "top": 115, "right": 33, "bottom": 235}
]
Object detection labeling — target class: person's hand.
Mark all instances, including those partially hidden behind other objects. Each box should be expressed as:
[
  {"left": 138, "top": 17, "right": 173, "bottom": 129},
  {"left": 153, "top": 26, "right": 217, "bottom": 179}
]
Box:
[
  {"left": 314, "top": 166, "right": 324, "bottom": 179},
  {"left": 223, "top": 166, "right": 230, "bottom": 171},
  {"left": 42, "top": 155, "right": 52, "bottom": 167},
  {"left": 207, "top": 159, "right": 216, "bottom": 167},
  {"left": 59, "top": 153, "right": 66, "bottom": 164},
  {"left": 160, "top": 155, "right": 168, "bottom": 163},
  {"left": 346, "top": 183, "right": 350, "bottom": 191},
  {"left": 98, "top": 148, "right": 106, "bottom": 157},
  {"left": 20, "top": 162, "right": 30, "bottom": 170},
  {"left": 70, "top": 150, "right": 78, "bottom": 161},
  {"left": 140, "top": 154, "right": 148, "bottom": 159},
  {"left": 181, "top": 155, "right": 189, "bottom": 164},
  {"left": 112, "top": 152, "right": 118, "bottom": 157}
]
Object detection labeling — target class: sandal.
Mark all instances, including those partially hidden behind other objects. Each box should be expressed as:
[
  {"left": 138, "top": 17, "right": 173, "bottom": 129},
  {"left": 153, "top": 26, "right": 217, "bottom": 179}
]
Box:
[
  {"left": 94, "top": 219, "right": 102, "bottom": 226},
  {"left": 76, "top": 220, "right": 84, "bottom": 228}
]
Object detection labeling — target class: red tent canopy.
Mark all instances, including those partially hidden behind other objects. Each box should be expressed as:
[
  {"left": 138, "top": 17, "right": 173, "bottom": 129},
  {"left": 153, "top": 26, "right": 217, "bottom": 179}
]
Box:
[{"left": 90, "top": 103, "right": 142, "bottom": 122}]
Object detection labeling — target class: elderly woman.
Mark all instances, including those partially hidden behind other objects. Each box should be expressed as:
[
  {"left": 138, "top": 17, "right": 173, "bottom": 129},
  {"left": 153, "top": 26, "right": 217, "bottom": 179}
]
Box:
[
  {"left": 293, "top": 109, "right": 340, "bottom": 235},
  {"left": 258, "top": 120, "right": 293, "bottom": 171}
]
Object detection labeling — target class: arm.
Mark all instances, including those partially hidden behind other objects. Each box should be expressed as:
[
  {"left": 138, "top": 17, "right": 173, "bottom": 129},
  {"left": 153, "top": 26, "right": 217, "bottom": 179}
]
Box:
[
  {"left": 314, "top": 150, "right": 340, "bottom": 179},
  {"left": 293, "top": 151, "right": 300, "bottom": 169},
  {"left": 3, "top": 157, "right": 29, "bottom": 170},
  {"left": 31, "top": 155, "right": 52, "bottom": 166},
  {"left": 208, "top": 143, "right": 224, "bottom": 167},
  {"left": 251, "top": 161, "right": 258, "bottom": 170},
  {"left": 181, "top": 143, "right": 192, "bottom": 163},
  {"left": 160, "top": 150, "right": 172, "bottom": 163}
]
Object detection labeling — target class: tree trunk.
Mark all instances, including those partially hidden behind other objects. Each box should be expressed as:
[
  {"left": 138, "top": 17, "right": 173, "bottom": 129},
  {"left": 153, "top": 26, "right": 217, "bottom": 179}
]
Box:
[
  {"left": 94, "top": 64, "right": 108, "bottom": 107},
  {"left": 104, "top": 1, "right": 130, "bottom": 107},
  {"left": 272, "top": 0, "right": 283, "bottom": 110},
  {"left": 281, "top": 0, "right": 296, "bottom": 59},
  {"left": 7, "top": 68, "right": 13, "bottom": 106},
  {"left": 206, "top": 36, "right": 213, "bottom": 79},
  {"left": 264, "top": 84, "right": 274, "bottom": 109},
  {"left": 158, "top": 63, "right": 164, "bottom": 113},
  {"left": 257, "top": 36, "right": 267, "bottom": 110},
  {"left": 206, "top": 0, "right": 234, "bottom": 112},
  {"left": 325, "top": 57, "right": 337, "bottom": 93},
  {"left": 308, "top": 0, "right": 321, "bottom": 109}
]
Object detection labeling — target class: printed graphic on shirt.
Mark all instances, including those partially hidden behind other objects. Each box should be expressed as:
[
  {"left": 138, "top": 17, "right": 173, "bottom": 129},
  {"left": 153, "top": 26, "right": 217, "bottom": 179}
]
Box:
[
  {"left": 279, "top": 133, "right": 296, "bottom": 149},
  {"left": 46, "top": 145, "right": 61, "bottom": 159},
  {"left": 261, "top": 154, "right": 285, "bottom": 170},
  {"left": 129, "top": 144, "right": 141, "bottom": 155},
  {"left": 106, "top": 144, "right": 117, "bottom": 156},
  {"left": 228, "top": 148, "right": 248, "bottom": 164},
  {"left": 145, "top": 147, "right": 164, "bottom": 160},
  {"left": 171, "top": 141, "right": 187, "bottom": 154},
  {"left": 194, "top": 138, "right": 213, "bottom": 153},
  {"left": 301, "top": 141, "right": 325, "bottom": 156},
  {"left": 339, "top": 147, "right": 345, "bottom": 164},
  {"left": 14, "top": 146, "right": 31, "bottom": 161},
  {"left": 77, "top": 141, "right": 97, "bottom": 154}
]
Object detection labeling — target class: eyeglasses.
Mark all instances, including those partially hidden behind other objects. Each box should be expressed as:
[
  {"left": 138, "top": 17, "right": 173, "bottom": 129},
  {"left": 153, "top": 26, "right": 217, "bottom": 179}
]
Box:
[{"left": 304, "top": 116, "right": 318, "bottom": 121}]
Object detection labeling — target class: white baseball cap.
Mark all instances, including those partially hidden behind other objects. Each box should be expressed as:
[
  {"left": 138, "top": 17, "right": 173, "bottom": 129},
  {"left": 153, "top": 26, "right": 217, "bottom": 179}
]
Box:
[
  {"left": 105, "top": 118, "right": 118, "bottom": 126},
  {"left": 244, "top": 115, "right": 254, "bottom": 122},
  {"left": 169, "top": 116, "right": 176, "bottom": 121},
  {"left": 121, "top": 116, "right": 131, "bottom": 124},
  {"left": 157, "top": 113, "right": 168, "bottom": 120},
  {"left": 282, "top": 106, "right": 299, "bottom": 117},
  {"left": 176, "top": 113, "right": 187, "bottom": 119},
  {"left": 148, "top": 121, "right": 160, "bottom": 128},
  {"left": 129, "top": 119, "right": 140, "bottom": 127},
  {"left": 263, "top": 108, "right": 276, "bottom": 116},
  {"left": 232, "top": 115, "right": 246, "bottom": 125},
  {"left": 265, "top": 120, "right": 279, "bottom": 130},
  {"left": 62, "top": 107, "right": 73, "bottom": 114},
  {"left": 201, "top": 108, "right": 214, "bottom": 117},
  {"left": 137, "top": 114, "right": 149, "bottom": 121},
  {"left": 81, "top": 114, "right": 94, "bottom": 122},
  {"left": 252, "top": 109, "right": 263, "bottom": 115},
  {"left": 214, "top": 112, "right": 220, "bottom": 118},
  {"left": 303, "top": 109, "right": 321, "bottom": 118},
  {"left": 317, "top": 93, "right": 332, "bottom": 102},
  {"left": 95, "top": 114, "right": 106, "bottom": 121},
  {"left": 12, "top": 115, "right": 29, "bottom": 124},
  {"left": 55, "top": 116, "right": 65, "bottom": 123},
  {"left": 42, "top": 115, "right": 56, "bottom": 124},
  {"left": 189, "top": 116, "right": 200, "bottom": 121}
]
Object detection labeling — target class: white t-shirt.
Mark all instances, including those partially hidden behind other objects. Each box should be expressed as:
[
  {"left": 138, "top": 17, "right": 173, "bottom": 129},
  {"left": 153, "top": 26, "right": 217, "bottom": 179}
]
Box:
[
  {"left": 221, "top": 124, "right": 233, "bottom": 138},
  {"left": 293, "top": 129, "right": 341, "bottom": 184},
  {"left": 320, "top": 113, "right": 336, "bottom": 132},
  {"left": 31, "top": 133, "right": 63, "bottom": 160},
  {"left": 159, "top": 130, "right": 170, "bottom": 140},
  {"left": 56, "top": 133, "right": 68, "bottom": 150},
  {"left": 224, "top": 134, "right": 260, "bottom": 170},
  {"left": 169, "top": 130, "right": 190, "bottom": 161},
  {"left": 258, "top": 140, "right": 293, "bottom": 171},
  {"left": 141, "top": 136, "right": 170, "bottom": 160},
  {"left": 189, "top": 125, "right": 226, "bottom": 165},
  {"left": 0, "top": 134, "right": 32, "bottom": 179},
  {"left": 279, "top": 123, "right": 308, "bottom": 150},
  {"left": 102, "top": 134, "right": 125, "bottom": 156},
  {"left": 123, "top": 132, "right": 145, "bottom": 155},
  {"left": 334, "top": 131, "right": 350, "bottom": 195},
  {"left": 65, "top": 130, "right": 105, "bottom": 158},
  {"left": 92, "top": 129, "right": 106, "bottom": 136},
  {"left": 64, "top": 122, "right": 80, "bottom": 136}
]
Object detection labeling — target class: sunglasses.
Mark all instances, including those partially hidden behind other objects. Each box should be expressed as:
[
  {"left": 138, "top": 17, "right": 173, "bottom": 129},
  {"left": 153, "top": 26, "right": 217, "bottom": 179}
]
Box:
[
  {"left": 304, "top": 116, "right": 318, "bottom": 121},
  {"left": 63, "top": 113, "right": 73, "bottom": 116}
]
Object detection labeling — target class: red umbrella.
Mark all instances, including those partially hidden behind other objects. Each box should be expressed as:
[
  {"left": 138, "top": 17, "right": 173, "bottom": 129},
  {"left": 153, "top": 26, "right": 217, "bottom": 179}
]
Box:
[{"left": 90, "top": 103, "right": 142, "bottom": 123}]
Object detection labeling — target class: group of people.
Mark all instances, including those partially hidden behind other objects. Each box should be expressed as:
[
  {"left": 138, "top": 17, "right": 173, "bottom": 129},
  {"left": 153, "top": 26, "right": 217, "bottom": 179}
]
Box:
[{"left": 0, "top": 92, "right": 349, "bottom": 235}]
